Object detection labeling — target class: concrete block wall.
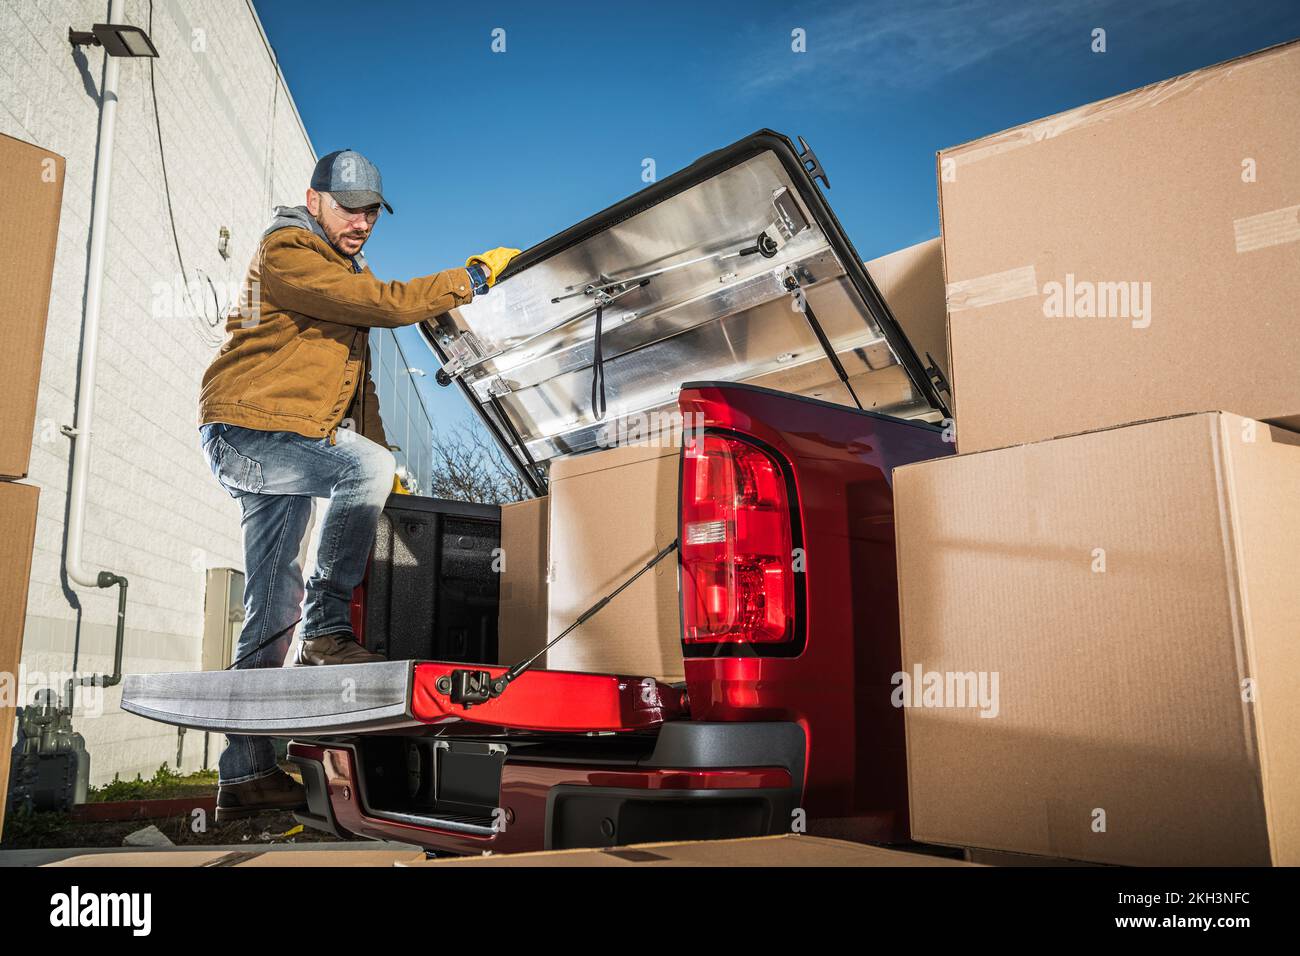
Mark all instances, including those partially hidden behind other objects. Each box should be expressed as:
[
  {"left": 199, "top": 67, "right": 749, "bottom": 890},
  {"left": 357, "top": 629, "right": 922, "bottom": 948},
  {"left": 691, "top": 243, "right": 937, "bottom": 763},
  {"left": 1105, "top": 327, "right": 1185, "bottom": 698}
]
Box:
[{"left": 0, "top": 0, "right": 318, "bottom": 785}]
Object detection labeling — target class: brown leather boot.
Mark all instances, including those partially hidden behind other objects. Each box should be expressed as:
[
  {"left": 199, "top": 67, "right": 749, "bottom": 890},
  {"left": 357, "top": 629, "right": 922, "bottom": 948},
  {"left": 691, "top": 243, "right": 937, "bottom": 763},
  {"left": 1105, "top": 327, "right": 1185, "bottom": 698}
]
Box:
[
  {"left": 292, "top": 633, "right": 386, "bottom": 666},
  {"left": 215, "top": 768, "right": 307, "bottom": 821}
]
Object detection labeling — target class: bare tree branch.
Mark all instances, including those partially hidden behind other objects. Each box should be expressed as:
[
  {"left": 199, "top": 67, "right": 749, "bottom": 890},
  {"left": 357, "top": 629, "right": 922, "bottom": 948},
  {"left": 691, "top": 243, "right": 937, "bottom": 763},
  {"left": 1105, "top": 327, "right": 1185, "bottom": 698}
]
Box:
[{"left": 427, "top": 420, "right": 530, "bottom": 504}]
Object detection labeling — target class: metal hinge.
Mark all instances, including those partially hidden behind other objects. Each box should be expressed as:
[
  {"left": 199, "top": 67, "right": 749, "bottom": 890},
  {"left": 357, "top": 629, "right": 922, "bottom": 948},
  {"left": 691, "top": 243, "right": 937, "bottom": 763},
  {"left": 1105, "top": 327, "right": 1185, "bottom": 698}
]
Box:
[
  {"left": 796, "top": 135, "right": 830, "bottom": 190},
  {"left": 437, "top": 330, "right": 490, "bottom": 382},
  {"left": 925, "top": 352, "right": 952, "bottom": 398}
]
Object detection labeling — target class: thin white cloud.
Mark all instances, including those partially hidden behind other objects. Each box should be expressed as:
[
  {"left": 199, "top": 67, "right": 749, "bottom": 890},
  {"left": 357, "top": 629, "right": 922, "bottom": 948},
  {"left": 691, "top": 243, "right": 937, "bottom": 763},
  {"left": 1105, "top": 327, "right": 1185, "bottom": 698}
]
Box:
[{"left": 739, "top": 0, "right": 1236, "bottom": 95}]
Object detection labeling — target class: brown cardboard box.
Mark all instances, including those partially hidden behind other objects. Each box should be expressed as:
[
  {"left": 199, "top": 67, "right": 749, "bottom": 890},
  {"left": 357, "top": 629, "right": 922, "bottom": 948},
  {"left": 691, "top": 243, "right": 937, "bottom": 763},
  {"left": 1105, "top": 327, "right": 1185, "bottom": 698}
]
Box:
[
  {"left": 963, "top": 848, "right": 1097, "bottom": 867},
  {"left": 546, "top": 443, "right": 682, "bottom": 682},
  {"left": 45, "top": 847, "right": 428, "bottom": 867},
  {"left": 867, "top": 237, "right": 948, "bottom": 384},
  {"left": 939, "top": 41, "right": 1300, "bottom": 454},
  {"left": 403, "top": 834, "right": 979, "bottom": 867},
  {"left": 0, "top": 133, "right": 65, "bottom": 479},
  {"left": 497, "top": 495, "right": 549, "bottom": 666},
  {"left": 895, "top": 411, "right": 1300, "bottom": 866},
  {"left": 1, "top": 481, "right": 40, "bottom": 832}
]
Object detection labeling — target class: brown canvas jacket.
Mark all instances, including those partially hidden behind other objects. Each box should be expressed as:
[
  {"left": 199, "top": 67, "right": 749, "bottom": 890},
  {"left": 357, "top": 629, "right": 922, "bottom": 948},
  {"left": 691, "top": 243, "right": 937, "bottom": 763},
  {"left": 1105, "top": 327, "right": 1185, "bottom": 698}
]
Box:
[{"left": 198, "top": 226, "right": 474, "bottom": 448}]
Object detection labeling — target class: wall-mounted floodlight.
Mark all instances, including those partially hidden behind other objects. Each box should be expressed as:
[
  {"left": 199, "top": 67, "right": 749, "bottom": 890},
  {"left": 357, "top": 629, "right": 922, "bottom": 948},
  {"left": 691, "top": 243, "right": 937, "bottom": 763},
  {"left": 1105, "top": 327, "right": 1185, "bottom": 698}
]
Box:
[{"left": 68, "top": 23, "right": 159, "bottom": 58}]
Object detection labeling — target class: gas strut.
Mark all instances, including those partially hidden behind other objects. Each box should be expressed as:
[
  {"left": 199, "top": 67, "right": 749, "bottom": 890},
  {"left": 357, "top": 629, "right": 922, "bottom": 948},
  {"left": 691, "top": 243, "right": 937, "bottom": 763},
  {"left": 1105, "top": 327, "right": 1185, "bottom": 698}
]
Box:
[
  {"left": 441, "top": 538, "right": 679, "bottom": 707},
  {"left": 782, "top": 271, "right": 864, "bottom": 411}
]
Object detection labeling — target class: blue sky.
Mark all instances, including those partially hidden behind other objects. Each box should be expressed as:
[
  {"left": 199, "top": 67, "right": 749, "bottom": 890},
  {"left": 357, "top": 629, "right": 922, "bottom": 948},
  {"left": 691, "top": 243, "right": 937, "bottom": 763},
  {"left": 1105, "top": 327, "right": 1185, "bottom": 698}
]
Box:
[{"left": 255, "top": 0, "right": 1300, "bottom": 431}]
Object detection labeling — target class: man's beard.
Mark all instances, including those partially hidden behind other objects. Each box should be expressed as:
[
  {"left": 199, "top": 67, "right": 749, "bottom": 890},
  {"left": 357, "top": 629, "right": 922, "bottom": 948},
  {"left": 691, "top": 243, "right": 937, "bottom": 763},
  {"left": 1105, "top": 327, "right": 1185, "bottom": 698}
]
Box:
[{"left": 314, "top": 211, "right": 368, "bottom": 253}]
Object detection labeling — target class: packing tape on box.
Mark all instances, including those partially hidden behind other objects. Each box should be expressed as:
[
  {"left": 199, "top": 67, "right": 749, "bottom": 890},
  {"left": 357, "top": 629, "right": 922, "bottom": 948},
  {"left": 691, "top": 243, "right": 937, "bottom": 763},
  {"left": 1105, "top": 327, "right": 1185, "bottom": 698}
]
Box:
[
  {"left": 1233, "top": 204, "right": 1300, "bottom": 253},
  {"left": 945, "top": 265, "right": 1038, "bottom": 312}
]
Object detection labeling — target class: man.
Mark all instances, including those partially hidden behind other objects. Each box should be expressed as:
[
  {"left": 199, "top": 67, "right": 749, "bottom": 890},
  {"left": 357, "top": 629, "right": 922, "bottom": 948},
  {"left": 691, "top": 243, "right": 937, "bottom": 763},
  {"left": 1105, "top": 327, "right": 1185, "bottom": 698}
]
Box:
[{"left": 197, "top": 148, "right": 518, "bottom": 819}]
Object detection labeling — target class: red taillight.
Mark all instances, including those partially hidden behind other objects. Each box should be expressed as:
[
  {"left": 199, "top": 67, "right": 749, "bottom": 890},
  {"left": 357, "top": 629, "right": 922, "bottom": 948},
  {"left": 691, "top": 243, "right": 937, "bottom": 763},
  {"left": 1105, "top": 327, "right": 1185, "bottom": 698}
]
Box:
[{"left": 680, "top": 434, "right": 796, "bottom": 645}]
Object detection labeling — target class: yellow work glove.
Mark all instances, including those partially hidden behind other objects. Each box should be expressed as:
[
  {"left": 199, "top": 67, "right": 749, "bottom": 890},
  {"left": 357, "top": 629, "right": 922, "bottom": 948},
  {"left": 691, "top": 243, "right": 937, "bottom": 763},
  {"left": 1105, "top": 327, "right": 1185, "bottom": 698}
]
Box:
[{"left": 465, "top": 247, "right": 522, "bottom": 287}]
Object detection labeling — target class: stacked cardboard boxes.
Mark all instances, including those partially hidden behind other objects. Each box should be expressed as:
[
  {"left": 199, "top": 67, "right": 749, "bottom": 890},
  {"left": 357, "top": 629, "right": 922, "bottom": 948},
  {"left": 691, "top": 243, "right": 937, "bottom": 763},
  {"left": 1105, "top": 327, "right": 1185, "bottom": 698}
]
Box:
[
  {"left": 897, "top": 41, "right": 1300, "bottom": 865},
  {"left": 0, "top": 133, "right": 66, "bottom": 832}
]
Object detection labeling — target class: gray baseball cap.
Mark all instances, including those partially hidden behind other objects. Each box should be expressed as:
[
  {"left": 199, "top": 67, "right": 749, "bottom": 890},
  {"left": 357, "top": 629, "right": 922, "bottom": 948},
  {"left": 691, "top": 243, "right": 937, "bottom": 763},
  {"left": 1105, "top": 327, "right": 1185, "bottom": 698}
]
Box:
[{"left": 310, "top": 148, "right": 393, "bottom": 214}]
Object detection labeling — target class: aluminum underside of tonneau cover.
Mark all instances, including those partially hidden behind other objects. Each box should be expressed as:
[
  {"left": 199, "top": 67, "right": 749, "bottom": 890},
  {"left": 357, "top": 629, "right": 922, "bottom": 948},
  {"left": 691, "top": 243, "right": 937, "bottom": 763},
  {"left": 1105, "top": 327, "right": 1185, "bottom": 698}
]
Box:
[
  {"left": 421, "top": 129, "right": 948, "bottom": 490},
  {"left": 121, "top": 662, "right": 685, "bottom": 736}
]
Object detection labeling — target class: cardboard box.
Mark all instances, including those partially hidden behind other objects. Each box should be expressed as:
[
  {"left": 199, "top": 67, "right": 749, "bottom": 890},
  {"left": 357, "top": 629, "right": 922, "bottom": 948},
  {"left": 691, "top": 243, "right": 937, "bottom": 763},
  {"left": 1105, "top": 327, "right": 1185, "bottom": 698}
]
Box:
[
  {"left": 497, "top": 495, "right": 549, "bottom": 667},
  {"left": 867, "top": 237, "right": 948, "bottom": 384},
  {"left": 1, "top": 481, "right": 40, "bottom": 833},
  {"left": 403, "top": 834, "right": 979, "bottom": 867},
  {"left": 0, "top": 133, "right": 65, "bottom": 479},
  {"left": 963, "top": 848, "right": 1097, "bottom": 867},
  {"left": 895, "top": 412, "right": 1300, "bottom": 866},
  {"left": 939, "top": 41, "right": 1300, "bottom": 453},
  {"left": 546, "top": 444, "right": 682, "bottom": 682},
  {"left": 44, "top": 847, "right": 428, "bottom": 867}
]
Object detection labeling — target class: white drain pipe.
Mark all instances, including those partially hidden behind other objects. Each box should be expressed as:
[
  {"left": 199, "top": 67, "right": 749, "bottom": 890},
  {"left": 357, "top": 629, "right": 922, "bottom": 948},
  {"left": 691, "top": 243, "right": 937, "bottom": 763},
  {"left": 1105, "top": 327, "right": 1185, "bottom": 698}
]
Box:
[
  {"left": 64, "top": 0, "right": 129, "bottom": 691},
  {"left": 65, "top": 0, "right": 123, "bottom": 590}
]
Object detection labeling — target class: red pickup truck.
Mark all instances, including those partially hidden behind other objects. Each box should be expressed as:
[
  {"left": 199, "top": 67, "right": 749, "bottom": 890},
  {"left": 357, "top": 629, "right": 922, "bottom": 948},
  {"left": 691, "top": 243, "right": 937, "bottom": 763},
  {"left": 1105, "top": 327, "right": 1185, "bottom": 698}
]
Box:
[{"left": 123, "top": 130, "right": 953, "bottom": 854}]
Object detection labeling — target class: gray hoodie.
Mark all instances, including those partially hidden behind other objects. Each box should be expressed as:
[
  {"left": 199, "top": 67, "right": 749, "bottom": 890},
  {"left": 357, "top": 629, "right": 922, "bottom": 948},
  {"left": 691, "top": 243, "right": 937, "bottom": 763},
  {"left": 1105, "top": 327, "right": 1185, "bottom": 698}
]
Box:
[{"left": 262, "top": 204, "right": 369, "bottom": 274}]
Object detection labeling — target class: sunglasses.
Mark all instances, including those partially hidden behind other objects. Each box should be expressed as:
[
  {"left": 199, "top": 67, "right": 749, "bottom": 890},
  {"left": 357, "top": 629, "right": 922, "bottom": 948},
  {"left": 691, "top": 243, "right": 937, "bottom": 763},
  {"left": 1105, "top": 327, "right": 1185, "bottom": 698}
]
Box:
[{"left": 324, "top": 194, "right": 381, "bottom": 225}]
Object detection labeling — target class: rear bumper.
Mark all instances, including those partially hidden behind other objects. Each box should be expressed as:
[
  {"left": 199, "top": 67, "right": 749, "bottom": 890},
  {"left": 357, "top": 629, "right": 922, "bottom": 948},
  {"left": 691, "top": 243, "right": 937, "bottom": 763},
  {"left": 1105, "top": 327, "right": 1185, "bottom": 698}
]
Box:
[{"left": 289, "top": 721, "right": 806, "bottom": 855}]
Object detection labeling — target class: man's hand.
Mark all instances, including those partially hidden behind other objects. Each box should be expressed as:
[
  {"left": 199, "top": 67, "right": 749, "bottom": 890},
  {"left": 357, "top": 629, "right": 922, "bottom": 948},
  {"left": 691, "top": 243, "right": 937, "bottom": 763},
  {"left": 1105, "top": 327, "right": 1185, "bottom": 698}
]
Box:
[{"left": 466, "top": 247, "right": 522, "bottom": 287}]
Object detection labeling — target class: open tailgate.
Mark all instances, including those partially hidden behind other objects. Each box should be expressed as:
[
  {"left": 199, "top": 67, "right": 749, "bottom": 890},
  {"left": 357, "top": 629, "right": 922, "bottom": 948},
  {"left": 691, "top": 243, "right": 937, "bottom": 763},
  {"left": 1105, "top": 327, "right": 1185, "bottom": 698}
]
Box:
[{"left": 121, "top": 661, "right": 685, "bottom": 736}]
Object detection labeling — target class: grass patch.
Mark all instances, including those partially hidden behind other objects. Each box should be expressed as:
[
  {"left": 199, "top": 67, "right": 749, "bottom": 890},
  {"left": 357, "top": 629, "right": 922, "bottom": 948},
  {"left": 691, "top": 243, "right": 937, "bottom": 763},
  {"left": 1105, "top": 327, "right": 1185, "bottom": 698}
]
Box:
[{"left": 86, "top": 763, "right": 218, "bottom": 803}]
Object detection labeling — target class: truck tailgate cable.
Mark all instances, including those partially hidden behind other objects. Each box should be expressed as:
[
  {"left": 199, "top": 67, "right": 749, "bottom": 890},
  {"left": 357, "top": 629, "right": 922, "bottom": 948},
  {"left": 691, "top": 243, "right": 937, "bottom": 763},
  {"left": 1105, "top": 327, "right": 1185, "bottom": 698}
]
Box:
[{"left": 440, "top": 538, "right": 680, "bottom": 707}]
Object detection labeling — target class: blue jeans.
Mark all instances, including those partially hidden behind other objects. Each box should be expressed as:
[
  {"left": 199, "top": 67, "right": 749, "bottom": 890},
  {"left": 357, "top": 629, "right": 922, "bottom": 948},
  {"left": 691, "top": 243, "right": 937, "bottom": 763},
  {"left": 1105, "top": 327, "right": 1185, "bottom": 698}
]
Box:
[{"left": 198, "top": 422, "right": 396, "bottom": 784}]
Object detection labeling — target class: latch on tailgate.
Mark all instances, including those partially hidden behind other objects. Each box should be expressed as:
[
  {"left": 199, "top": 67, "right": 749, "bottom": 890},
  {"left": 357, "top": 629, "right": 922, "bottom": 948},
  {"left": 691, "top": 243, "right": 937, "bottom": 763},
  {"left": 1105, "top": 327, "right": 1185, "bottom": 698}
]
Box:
[{"left": 438, "top": 668, "right": 499, "bottom": 707}]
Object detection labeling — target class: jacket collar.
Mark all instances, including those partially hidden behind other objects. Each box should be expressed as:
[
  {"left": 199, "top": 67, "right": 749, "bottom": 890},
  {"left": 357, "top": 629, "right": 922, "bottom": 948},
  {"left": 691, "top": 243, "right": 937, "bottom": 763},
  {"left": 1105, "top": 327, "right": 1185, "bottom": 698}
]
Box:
[{"left": 263, "top": 204, "right": 368, "bottom": 273}]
